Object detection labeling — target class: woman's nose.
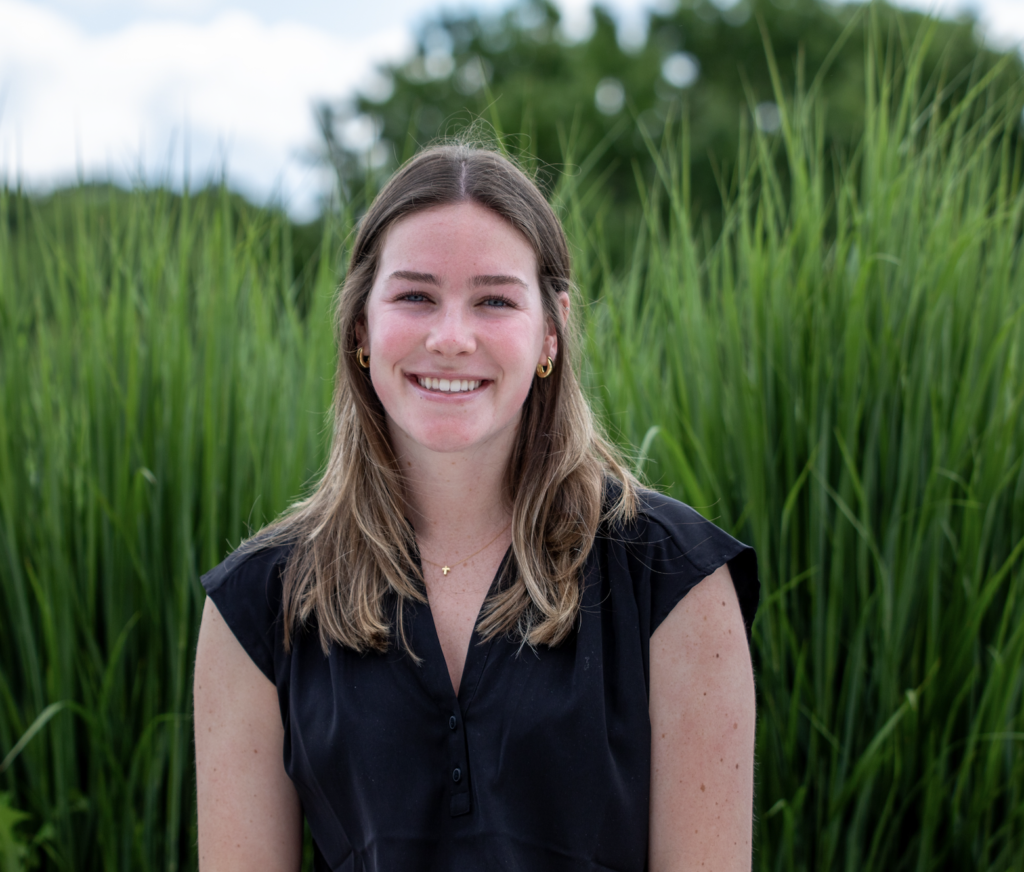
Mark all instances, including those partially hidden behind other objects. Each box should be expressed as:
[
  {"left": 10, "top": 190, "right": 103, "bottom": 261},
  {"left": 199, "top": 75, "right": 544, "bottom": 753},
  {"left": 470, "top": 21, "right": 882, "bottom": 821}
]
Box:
[{"left": 425, "top": 303, "right": 476, "bottom": 356}]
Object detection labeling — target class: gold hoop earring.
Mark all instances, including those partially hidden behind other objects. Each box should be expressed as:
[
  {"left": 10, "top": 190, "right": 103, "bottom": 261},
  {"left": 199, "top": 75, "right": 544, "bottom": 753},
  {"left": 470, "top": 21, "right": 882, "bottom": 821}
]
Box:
[
  {"left": 536, "top": 357, "right": 554, "bottom": 378},
  {"left": 356, "top": 348, "right": 370, "bottom": 369}
]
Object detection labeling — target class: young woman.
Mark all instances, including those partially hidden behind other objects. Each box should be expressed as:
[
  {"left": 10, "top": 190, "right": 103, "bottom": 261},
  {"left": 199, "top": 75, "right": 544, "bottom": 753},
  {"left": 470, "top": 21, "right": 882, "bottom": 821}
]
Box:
[{"left": 194, "top": 144, "right": 759, "bottom": 872}]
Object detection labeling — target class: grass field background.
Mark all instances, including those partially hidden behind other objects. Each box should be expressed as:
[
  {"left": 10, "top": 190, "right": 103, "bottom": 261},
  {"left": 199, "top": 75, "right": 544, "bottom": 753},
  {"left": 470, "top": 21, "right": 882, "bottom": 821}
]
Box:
[{"left": 1, "top": 30, "right": 1023, "bottom": 872}]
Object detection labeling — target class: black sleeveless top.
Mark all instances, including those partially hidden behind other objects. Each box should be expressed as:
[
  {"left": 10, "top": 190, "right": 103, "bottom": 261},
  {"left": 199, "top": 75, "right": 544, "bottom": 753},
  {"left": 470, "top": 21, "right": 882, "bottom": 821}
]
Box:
[{"left": 200, "top": 488, "right": 759, "bottom": 872}]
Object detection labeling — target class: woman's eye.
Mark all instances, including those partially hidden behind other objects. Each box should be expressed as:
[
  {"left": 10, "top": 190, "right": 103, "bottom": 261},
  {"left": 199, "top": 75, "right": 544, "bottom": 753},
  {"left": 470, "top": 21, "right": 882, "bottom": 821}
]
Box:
[
  {"left": 399, "top": 292, "right": 430, "bottom": 303},
  {"left": 482, "top": 296, "right": 515, "bottom": 308}
]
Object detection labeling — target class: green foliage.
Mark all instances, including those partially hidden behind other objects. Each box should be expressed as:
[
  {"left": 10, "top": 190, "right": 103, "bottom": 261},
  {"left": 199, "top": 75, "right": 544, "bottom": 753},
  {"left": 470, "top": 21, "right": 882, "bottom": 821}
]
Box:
[
  {"left": 2, "top": 185, "right": 329, "bottom": 318},
  {"left": 0, "top": 792, "right": 31, "bottom": 872},
  {"left": 324, "top": 0, "right": 1023, "bottom": 238},
  {"left": 0, "top": 183, "right": 341, "bottom": 869},
  {"left": 572, "top": 21, "right": 1024, "bottom": 868},
  {"left": 0, "top": 790, "right": 53, "bottom": 872},
  {"left": 1, "top": 14, "right": 1023, "bottom": 871}
]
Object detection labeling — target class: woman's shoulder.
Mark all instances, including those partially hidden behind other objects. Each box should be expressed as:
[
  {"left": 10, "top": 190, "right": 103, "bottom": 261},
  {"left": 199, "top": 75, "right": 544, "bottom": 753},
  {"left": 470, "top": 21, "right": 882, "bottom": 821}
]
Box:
[
  {"left": 201, "top": 533, "right": 295, "bottom": 597},
  {"left": 603, "top": 479, "right": 744, "bottom": 566},
  {"left": 199, "top": 533, "right": 297, "bottom": 683},
  {"left": 600, "top": 477, "right": 760, "bottom": 638},
  {"left": 636, "top": 490, "right": 749, "bottom": 571}
]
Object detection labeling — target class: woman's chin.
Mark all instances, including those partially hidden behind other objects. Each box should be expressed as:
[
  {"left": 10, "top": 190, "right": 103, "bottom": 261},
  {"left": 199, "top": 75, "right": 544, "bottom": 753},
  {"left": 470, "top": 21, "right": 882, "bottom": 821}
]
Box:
[
  {"left": 388, "top": 418, "right": 519, "bottom": 459},
  {"left": 410, "top": 431, "right": 493, "bottom": 455}
]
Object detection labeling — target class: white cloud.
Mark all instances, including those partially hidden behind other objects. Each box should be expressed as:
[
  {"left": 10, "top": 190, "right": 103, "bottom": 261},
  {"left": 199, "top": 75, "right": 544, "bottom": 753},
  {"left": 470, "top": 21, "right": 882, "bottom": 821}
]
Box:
[
  {"left": 0, "top": 0, "right": 410, "bottom": 218},
  {"left": 1, "top": 0, "right": 1020, "bottom": 220},
  {"left": 859, "top": 0, "right": 1024, "bottom": 50}
]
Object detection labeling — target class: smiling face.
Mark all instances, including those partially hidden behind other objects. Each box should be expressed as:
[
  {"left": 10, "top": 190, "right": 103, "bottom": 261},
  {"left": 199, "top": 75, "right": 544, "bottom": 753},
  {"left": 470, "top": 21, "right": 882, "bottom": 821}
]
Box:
[{"left": 357, "top": 200, "right": 566, "bottom": 462}]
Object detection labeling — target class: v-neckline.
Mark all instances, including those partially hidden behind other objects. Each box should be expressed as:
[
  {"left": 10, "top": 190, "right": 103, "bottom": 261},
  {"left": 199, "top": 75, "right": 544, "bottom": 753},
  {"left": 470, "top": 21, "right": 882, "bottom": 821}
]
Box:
[{"left": 409, "top": 546, "right": 512, "bottom": 711}]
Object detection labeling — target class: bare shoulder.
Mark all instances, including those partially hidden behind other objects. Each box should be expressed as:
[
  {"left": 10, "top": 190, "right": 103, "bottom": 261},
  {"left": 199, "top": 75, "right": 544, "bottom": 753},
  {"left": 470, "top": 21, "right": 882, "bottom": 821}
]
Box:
[
  {"left": 194, "top": 597, "right": 302, "bottom": 871},
  {"left": 649, "top": 563, "right": 756, "bottom": 872}
]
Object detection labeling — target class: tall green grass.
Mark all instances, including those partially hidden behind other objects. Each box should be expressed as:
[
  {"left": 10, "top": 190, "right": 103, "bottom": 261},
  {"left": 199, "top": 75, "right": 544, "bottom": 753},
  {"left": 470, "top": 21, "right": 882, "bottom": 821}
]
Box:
[
  {"left": 0, "top": 187, "right": 340, "bottom": 868},
  {"left": 1, "top": 26, "right": 1023, "bottom": 872},
  {"left": 571, "top": 24, "right": 1024, "bottom": 871}
]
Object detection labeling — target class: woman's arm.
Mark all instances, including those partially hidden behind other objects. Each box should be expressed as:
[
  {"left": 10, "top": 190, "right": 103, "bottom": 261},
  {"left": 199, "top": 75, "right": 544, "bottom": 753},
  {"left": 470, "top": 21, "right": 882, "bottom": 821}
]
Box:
[
  {"left": 194, "top": 596, "right": 303, "bottom": 871},
  {"left": 649, "top": 563, "right": 756, "bottom": 872}
]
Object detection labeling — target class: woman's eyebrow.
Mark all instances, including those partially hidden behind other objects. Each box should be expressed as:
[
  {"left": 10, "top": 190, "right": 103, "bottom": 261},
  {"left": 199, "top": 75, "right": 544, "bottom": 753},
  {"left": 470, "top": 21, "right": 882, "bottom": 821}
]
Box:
[
  {"left": 387, "top": 270, "right": 440, "bottom": 285},
  {"left": 386, "top": 270, "right": 528, "bottom": 289},
  {"left": 472, "top": 274, "right": 528, "bottom": 288}
]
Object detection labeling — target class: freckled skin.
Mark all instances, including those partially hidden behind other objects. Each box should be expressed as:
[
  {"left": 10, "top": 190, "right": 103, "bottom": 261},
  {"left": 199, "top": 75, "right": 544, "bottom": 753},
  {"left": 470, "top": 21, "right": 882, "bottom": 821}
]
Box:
[
  {"left": 649, "top": 565, "right": 755, "bottom": 872},
  {"left": 356, "top": 201, "right": 559, "bottom": 461},
  {"left": 194, "top": 597, "right": 302, "bottom": 869}
]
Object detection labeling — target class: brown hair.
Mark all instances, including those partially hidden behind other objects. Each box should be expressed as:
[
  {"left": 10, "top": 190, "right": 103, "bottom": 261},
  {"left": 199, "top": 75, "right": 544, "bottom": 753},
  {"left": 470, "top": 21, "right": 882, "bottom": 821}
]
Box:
[{"left": 260, "top": 143, "right": 636, "bottom": 655}]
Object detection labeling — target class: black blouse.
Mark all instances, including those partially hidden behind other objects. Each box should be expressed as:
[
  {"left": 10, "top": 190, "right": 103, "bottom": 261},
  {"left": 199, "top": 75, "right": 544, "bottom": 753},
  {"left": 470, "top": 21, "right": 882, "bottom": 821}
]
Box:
[{"left": 201, "top": 488, "right": 759, "bottom": 872}]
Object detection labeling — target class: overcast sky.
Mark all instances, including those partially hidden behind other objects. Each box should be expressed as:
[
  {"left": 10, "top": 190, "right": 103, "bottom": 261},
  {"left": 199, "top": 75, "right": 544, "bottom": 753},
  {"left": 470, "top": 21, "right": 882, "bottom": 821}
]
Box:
[{"left": 1, "top": 0, "right": 1021, "bottom": 219}]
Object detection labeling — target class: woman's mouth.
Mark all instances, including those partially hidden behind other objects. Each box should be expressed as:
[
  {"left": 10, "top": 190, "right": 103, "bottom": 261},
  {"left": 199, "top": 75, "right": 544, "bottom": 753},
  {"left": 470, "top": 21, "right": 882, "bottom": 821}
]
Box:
[{"left": 414, "top": 376, "right": 484, "bottom": 394}]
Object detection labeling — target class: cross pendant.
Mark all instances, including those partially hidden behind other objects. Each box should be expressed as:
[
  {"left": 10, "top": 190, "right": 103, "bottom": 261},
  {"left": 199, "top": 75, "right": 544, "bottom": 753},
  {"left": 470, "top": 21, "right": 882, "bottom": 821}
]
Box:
[{"left": 441, "top": 566, "right": 450, "bottom": 576}]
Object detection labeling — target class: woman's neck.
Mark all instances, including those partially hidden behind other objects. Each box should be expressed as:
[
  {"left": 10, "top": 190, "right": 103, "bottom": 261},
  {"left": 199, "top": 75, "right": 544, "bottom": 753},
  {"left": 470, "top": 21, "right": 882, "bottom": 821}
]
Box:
[{"left": 398, "top": 444, "right": 512, "bottom": 545}]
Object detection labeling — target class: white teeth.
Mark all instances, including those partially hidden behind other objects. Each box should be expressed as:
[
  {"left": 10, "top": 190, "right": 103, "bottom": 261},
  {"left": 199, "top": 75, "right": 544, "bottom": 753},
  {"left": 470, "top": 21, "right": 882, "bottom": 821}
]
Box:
[{"left": 417, "top": 376, "right": 482, "bottom": 393}]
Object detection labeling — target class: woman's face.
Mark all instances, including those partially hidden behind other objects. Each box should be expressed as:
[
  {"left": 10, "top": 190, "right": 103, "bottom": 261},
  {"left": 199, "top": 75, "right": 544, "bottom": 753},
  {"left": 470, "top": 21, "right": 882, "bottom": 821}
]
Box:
[{"left": 357, "top": 200, "right": 565, "bottom": 461}]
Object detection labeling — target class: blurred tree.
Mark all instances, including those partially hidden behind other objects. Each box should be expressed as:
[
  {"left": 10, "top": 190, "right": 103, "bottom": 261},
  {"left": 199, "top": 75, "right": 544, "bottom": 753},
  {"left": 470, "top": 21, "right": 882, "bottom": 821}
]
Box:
[{"left": 316, "top": 0, "right": 1023, "bottom": 240}]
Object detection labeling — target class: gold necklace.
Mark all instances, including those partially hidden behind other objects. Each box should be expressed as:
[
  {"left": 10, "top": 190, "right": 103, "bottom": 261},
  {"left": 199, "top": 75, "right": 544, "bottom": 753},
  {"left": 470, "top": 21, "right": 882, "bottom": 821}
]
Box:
[{"left": 420, "top": 524, "right": 511, "bottom": 576}]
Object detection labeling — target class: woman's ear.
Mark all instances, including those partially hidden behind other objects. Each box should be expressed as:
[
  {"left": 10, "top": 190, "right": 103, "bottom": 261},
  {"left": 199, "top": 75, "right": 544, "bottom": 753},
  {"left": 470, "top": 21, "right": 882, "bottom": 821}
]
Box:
[
  {"left": 355, "top": 318, "right": 368, "bottom": 354},
  {"left": 541, "top": 292, "right": 570, "bottom": 364},
  {"left": 556, "top": 291, "right": 570, "bottom": 328}
]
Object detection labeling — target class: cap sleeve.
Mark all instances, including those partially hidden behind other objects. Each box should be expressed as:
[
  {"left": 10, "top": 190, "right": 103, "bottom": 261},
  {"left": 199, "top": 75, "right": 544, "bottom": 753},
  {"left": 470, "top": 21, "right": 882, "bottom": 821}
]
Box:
[
  {"left": 200, "top": 540, "right": 291, "bottom": 683},
  {"left": 638, "top": 491, "right": 760, "bottom": 640}
]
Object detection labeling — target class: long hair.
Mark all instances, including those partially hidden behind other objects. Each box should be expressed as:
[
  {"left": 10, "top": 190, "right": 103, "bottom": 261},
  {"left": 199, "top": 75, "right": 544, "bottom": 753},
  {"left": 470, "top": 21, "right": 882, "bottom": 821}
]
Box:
[{"left": 259, "top": 143, "right": 637, "bottom": 655}]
